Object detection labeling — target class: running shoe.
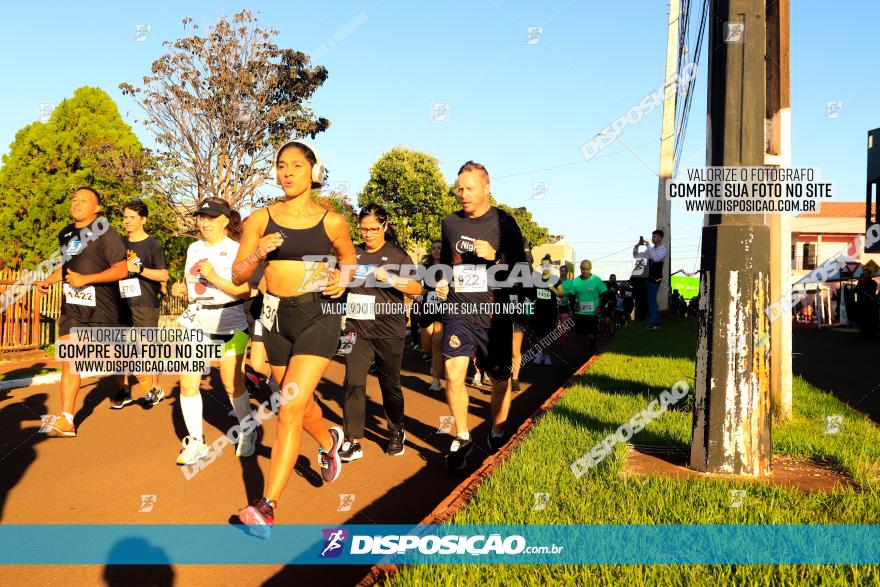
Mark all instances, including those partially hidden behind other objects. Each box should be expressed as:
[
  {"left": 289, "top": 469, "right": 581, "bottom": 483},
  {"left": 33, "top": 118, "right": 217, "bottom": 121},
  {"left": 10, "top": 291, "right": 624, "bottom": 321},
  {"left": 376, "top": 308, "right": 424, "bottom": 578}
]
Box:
[
  {"left": 470, "top": 371, "right": 482, "bottom": 387},
  {"left": 444, "top": 436, "right": 474, "bottom": 471},
  {"left": 533, "top": 352, "right": 544, "bottom": 365},
  {"left": 236, "top": 429, "right": 257, "bottom": 458},
  {"left": 40, "top": 415, "right": 76, "bottom": 438},
  {"left": 542, "top": 354, "right": 552, "bottom": 366},
  {"left": 244, "top": 371, "right": 263, "bottom": 395},
  {"left": 176, "top": 435, "right": 209, "bottom": 466},
  {"left": 144, "top": 388, "right": 165, "bottom": 406},
  {"left": 487, "top": 430, "right": 508, "bottom": 453},
  {"left": 386, "top": 429, "right": 406, "bottom": 457},
  {"left": 339, "top": 438, "right": 363, "bottom": 462},
  {"left": 319, "top": 426, "right": 344, "bottom": 483},
  {"left": 429, "top": 378, "right": 443, "bottom": 392},
  {"left": 110, "top": 389, "right": 134, "bottom": 409},
  {"left": 511, "top": 379, "right": 521, "bottom": 393},
  {"left": 421, "top": 353, "right": 432, "bottom": 363},
  {"left": 239, "top": 498, "right": 275, "bottom": 539}
]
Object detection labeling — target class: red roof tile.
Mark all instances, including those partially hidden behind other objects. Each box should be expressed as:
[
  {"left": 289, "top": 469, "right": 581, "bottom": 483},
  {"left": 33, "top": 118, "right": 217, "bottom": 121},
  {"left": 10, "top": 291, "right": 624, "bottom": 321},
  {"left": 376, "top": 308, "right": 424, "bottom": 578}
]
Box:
[{"left": 798, "top": 201, "right": 875, "bottom": 218}]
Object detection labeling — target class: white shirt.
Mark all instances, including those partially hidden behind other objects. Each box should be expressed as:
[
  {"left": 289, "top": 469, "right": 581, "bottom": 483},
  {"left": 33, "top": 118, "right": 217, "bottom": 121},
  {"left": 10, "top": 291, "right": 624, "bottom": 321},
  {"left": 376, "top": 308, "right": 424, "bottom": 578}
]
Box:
[
  {"left": 184, "top": 237, "right": 248, "bottom": 334},
  {"left": 635, "top": 243, "right": 667, "bottom": 263}
]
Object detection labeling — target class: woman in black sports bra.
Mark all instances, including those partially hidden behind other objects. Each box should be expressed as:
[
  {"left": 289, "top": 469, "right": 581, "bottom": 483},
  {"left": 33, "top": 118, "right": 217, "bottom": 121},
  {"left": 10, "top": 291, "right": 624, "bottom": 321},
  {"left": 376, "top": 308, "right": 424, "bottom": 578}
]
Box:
[{"left": 231, "top": 140, "right": 356, "bottom": 533}]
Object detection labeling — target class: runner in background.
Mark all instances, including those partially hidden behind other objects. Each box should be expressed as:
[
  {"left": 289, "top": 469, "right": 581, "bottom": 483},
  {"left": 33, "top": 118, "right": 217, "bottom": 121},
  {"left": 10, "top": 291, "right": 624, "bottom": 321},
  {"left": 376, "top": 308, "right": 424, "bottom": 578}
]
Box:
[
  {"left": 170, "top": 198, "right": 254, "bottom": 465},
  {"left": 37, "top": 187, "right": 128, "bottom": 437},
  {"left": 554, "top": 264, "right": 573, "bottom": 350},
  {"left": 508, "top": 243, "right": 535, "bottom": 392},
  {"left": 113, "top": 200, "right": 169, "bottom": 408},
  {"left": 233, "top": 140, "right": 355, "bottom": 532},
  {"left": 600, "top": 274, "right": 620, "bottom": 337},
  {"left": 436, "top": 161, "right": 528, "bottom": 467},
  {"left": 552, "top": 259, "right": 606, "bottom": 358},
  {"left": 338, "top": 204, "right": 422, "bottom": 462},
  {"left": 531, "top": 259, "right": 559, "bottom": 368},
  {"left": 241, "top": 215, "right": 271, "bottom": 395},
  {"left": 418, "top": 239, "right": 445, "bottom": 392}
]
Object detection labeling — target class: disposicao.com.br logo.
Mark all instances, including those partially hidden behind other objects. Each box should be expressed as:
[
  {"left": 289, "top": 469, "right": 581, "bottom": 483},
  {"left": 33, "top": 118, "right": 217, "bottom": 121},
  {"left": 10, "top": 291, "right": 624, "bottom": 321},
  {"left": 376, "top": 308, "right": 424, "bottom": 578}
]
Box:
[{"left": 319, "top": 530, "right": 563, "bottom": 557}]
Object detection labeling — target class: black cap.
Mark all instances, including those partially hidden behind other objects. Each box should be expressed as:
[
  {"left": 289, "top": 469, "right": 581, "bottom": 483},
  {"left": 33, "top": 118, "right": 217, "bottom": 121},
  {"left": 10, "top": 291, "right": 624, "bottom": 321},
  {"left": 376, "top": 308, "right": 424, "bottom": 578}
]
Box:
[{"left": 193, "top": 199, "right": 231, "bottom": 218}]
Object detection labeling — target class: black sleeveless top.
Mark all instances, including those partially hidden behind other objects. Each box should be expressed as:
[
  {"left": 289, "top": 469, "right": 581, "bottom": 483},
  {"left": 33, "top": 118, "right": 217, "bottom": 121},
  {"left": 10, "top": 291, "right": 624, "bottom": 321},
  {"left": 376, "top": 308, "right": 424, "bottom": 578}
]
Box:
[{"left": 263, "top": 208, "right": 333, "bottom": 261}]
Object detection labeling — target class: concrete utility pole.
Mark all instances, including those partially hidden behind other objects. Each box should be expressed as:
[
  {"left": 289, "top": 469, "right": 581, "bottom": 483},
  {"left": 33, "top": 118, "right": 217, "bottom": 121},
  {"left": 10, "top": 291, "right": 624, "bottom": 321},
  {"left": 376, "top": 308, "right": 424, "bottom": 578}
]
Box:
[
  {"left": 764, "top": 0, "right": 793, "bottom": 421},
  {"left": 655, "top": 0, "right": 680, "bottom": 311},
  {"left": 690, "top": 0, "right": 772, "bottom": 476}
]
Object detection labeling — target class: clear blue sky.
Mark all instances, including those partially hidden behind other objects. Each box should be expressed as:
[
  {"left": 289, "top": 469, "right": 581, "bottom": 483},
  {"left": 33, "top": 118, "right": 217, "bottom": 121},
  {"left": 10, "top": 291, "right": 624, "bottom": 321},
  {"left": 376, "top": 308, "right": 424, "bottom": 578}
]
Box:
[{"left": 1, "top": 1, "right": 877, "bottom": 277}]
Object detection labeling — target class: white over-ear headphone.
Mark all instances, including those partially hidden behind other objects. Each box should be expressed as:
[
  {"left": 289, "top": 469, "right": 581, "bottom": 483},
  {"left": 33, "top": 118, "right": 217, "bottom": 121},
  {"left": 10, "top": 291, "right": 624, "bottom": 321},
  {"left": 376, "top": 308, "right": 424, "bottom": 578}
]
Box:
[{"left": 272, "top": 140, "right": 326, "bottom": 184}]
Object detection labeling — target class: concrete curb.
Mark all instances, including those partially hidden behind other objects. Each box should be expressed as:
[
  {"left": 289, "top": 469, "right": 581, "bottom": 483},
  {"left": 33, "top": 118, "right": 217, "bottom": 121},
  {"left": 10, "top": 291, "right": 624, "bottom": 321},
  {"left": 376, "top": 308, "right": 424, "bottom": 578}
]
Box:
[
  {"left": 356, "top": 344, "right": 608, "bottom": 586},
  {"left": 0, "top": 371, "right": 62, "bottom": 391}
]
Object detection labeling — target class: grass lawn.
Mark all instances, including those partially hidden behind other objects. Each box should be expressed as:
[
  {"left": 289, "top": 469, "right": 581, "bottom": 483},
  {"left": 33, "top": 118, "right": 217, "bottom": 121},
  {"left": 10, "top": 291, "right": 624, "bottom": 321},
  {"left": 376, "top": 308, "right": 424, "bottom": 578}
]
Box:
[{"left": 389, "top": 317, "right": 880, "bottom": 586}]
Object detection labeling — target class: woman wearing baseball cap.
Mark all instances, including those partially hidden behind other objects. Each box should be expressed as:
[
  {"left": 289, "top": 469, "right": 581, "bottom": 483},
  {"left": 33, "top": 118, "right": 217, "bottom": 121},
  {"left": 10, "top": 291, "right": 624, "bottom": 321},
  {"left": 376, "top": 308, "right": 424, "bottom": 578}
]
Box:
[
  {"left": 231, "top": 140, "right": 356, "bottom": 533},
  {"left": 170, "top": 197, "right": 255, "bottom": 466}
]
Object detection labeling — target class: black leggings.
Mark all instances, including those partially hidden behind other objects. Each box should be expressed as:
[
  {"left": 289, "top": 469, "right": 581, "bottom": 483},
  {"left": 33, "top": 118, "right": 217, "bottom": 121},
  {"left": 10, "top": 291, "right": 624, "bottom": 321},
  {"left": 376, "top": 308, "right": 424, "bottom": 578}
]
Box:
[{"left": 342, "top": 335, "right": 405, "bottom": 439}]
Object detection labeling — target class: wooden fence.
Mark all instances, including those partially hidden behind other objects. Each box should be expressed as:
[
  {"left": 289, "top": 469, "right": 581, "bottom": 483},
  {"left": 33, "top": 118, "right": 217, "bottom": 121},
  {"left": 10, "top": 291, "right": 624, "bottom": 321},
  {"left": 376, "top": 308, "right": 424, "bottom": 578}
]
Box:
[{"left": 0, "top": 268, "right": 186, "bottom": 352}]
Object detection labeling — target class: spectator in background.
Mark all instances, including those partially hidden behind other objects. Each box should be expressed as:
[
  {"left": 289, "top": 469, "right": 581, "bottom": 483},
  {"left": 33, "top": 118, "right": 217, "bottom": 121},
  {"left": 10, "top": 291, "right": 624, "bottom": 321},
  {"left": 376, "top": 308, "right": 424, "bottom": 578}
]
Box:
[{"left": 633, "top": 230, "right": 667, "bottom": 330}]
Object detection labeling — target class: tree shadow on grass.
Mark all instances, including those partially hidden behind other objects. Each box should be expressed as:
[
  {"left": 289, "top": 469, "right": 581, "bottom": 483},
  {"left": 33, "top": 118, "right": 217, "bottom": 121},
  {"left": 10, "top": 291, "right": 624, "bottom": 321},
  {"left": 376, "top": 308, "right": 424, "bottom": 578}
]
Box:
[{"left": 552, "top": 401, "right": 690, "bottom": 449}]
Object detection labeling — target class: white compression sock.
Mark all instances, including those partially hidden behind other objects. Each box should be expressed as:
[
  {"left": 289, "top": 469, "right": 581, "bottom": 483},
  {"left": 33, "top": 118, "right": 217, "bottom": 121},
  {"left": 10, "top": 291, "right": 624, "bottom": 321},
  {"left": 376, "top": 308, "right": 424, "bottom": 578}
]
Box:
[
  {"left": 180, "top": 394, "right": 204, "bottom": 440},
  {"left": 230, "top": 392, "right": 252, "bottom": 425}
]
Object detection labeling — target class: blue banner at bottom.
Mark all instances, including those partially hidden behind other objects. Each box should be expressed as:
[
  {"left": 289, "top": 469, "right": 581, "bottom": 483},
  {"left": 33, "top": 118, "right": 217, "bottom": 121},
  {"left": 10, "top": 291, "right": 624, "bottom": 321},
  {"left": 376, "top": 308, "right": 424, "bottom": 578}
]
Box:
[{"left": 0, "top": 524, "right": 878, "bottom": 565}]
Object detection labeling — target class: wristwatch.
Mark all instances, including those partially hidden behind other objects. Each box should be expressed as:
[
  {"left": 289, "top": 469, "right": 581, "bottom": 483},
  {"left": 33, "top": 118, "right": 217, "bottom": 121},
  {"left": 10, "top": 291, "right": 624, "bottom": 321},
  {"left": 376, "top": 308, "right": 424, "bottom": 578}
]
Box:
[{"left": 138, "top": 264, "right": 144, "bottom": 275}]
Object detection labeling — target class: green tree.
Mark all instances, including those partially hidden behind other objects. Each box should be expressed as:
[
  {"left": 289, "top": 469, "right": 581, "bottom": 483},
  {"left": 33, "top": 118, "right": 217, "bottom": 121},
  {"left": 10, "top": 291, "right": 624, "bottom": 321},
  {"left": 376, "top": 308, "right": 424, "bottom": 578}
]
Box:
[
  {"left": 495, "top": 203, "right": 550, "bottom": 248},
  {"left": 0, "top": 87, "right": 189, "bottom": 271},
  {"left": 314, "top": 190, "right": 359, "bottom": 244},
  {"left": 359, "top": 147, "right": 457, "bottom": 251},
  {"left": 120, "top": 10, "right": 331, "bottom": 212}
]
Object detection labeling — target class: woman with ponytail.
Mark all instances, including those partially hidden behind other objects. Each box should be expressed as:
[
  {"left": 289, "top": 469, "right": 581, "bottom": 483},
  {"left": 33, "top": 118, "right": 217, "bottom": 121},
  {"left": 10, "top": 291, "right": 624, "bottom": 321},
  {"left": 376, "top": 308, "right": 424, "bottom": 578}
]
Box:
[
  {"left": 231, "top": 141, "right": 356, "bottom": 534},
  {"left": 169, "top": 197, "right": 254, "bottom": 466}
]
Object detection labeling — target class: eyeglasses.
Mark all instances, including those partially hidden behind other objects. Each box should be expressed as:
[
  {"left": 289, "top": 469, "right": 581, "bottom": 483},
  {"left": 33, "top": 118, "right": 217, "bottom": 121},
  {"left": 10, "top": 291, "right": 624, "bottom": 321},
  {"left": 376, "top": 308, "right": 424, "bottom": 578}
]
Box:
[{"left": 359, "top": 226, "right": 383, "bottom": 234}]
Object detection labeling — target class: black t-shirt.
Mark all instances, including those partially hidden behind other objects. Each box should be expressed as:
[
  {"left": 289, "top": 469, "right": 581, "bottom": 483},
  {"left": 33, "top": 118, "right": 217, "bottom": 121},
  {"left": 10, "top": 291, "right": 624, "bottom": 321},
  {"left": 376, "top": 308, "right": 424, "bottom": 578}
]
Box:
[
  {"left": 440, "top": 207, "right": 527, "bottom": 328},
  {"left": 59, "top": 219, "right": 127, "bottom": 323},
  {"left": 122, "top": 236, "right": 167, "bottom": 308},
  {"left": 346, "top": 242, "right": 416, "bottom": 339},
  {"left": 533, "top": 285, "right": 558, "bottom": 325}
]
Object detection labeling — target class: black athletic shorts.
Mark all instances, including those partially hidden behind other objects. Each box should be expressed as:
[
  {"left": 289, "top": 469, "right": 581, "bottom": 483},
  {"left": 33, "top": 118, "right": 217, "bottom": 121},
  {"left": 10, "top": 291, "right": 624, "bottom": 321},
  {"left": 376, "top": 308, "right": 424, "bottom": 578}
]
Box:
[
  {"left": 59, "top": 314, "right": 116, "bottom": 337},
  {"left": 245, "top": 293, "right": 264, "bottom": 342},
  {"left": 262, "top": 292, "right": 343, "bottom": 365},
  {"left": 574, "top": 314, "right": 599, "bottom": 336},
  {"left": 124, "top": 306, "right": 160, "bottom": 328},
  {"left": 442, "top": 315, "right": 513, "bottom": 381}
]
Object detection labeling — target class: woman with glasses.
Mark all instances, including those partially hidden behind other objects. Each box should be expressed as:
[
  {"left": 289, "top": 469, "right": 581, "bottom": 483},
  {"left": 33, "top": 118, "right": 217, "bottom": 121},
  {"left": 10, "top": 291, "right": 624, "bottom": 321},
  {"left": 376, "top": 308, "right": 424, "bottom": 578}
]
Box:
[{"left": 337, "top": 204, "right": 423, "bottom": 462}]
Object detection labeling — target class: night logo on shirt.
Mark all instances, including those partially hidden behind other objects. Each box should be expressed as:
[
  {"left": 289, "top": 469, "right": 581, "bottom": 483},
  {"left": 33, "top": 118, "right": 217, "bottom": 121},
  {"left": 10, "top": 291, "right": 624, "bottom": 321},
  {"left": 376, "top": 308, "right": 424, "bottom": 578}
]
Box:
[
  {"left": 449, "top": 335, "right": 461, "bottom": 349},
  {"left": 454, "top": 235, "right": 476, "bottom": 255}
]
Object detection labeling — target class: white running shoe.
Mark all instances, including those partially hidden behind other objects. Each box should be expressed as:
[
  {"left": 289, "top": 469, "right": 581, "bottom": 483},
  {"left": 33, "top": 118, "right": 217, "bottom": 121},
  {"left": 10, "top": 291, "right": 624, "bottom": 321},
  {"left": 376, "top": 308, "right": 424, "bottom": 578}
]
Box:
[
  {"left": 429, "top": 378, "right": 443, "bottom": 392},
  {"left": 176, "top": 435, "right": 209, "bottom": 466},
  {"left": 236, "top": 429, "right": 257, "bottom": 457},
  {"left": 533, "top": 352, "right": 544, "bottom": 365},
  {"left": 471, "top": 372, "right": 482, "bottom": 386}
]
